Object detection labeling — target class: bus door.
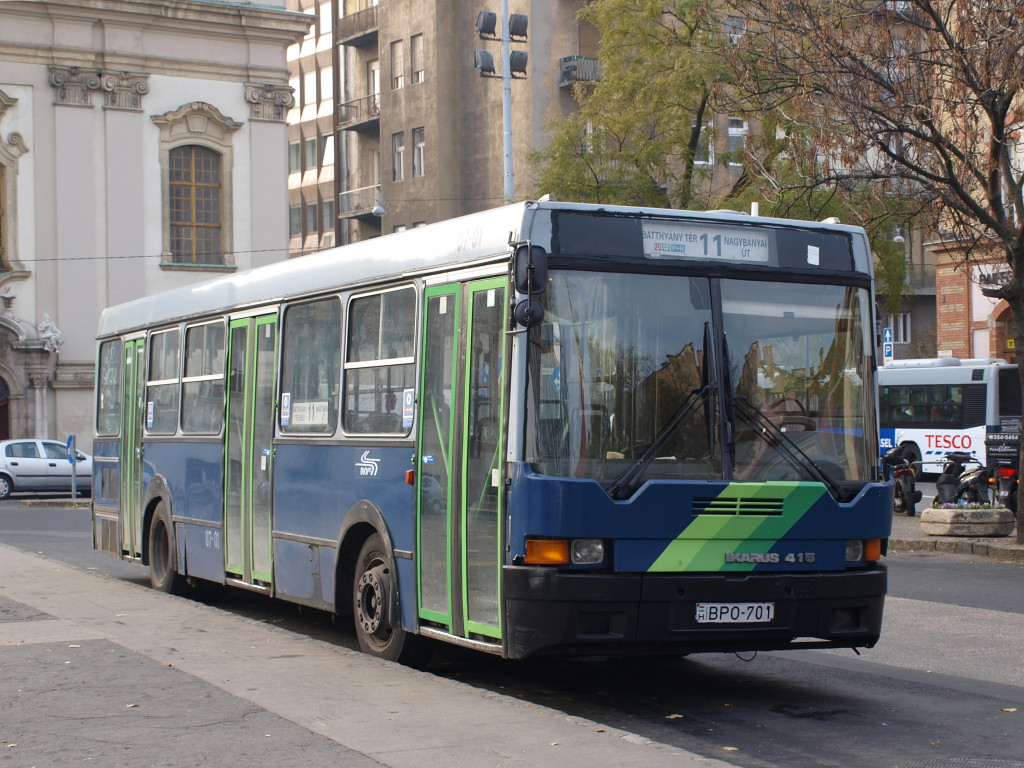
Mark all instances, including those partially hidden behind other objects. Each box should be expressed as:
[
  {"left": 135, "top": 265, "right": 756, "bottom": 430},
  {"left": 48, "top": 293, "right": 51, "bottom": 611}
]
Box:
[
  {"left": 224, "top": 314, "right": 278, "bottom": 584},
  {"left": 417, "top": 278, "right": 507, "bottom": 643},
  {"left": 120, "top": 338, "right": 146, "bottom": 559}
]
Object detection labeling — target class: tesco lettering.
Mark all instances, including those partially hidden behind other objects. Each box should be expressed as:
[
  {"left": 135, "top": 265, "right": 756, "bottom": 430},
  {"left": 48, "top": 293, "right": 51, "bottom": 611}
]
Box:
[{"left": 926, "top": 434, "right": 972, "bottom": 450}]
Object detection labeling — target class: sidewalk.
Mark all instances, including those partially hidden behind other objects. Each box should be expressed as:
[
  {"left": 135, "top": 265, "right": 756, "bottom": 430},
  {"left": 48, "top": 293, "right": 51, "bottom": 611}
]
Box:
[
  {"left": 0, "top": 543, "right": 737, "bottom": 768},
  {"left": 888, "top": 510, "right": 1024, "bottom": 563}
]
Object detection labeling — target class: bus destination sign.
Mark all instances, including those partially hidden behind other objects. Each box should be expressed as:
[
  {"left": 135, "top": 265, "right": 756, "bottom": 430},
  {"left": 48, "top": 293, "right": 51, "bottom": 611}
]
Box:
[{"left": 642, "top": 221, "right": 773, "bottom": 264}]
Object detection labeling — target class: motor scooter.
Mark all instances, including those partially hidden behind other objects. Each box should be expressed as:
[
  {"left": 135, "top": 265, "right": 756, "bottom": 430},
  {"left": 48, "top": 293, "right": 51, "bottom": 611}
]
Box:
[
  {"left": 993, "top": 459, "right": 1018, "bottom": 516},
  {"left": 932, "top": 451, "right": 984, "bottom": 506},
  {"left": 882, "top": 444, "right": 922, "bottom": 516}
]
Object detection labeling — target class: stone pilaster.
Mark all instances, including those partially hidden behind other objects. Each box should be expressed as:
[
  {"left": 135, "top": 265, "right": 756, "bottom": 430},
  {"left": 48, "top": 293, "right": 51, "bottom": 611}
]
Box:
[{"left": 245, "top": 83, "right": 294, "bottom": 122}]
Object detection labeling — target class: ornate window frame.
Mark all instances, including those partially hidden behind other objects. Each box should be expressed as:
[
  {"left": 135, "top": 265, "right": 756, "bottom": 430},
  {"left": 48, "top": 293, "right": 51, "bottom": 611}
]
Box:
[{"left": 152, "top": 102, "right": 241, "bottom": 272}]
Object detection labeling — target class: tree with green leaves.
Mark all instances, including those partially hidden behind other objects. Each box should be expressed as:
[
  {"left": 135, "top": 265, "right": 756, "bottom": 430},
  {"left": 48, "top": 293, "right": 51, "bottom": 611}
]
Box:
[
  {"left": 531, "top": 0, "right": 916, "bottom": 315},
  {"left": 725, "top": 0, "right": 1024, "bottom": 541}
]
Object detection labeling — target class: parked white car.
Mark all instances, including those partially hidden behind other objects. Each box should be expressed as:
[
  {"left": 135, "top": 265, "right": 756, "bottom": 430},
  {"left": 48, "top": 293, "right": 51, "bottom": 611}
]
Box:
[{"left": 0, "top": 439, "right": 92, "bottom": 499}]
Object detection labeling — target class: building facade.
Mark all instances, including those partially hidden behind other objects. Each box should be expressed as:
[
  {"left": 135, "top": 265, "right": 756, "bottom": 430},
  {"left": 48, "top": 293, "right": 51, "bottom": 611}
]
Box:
[
  {"left": 0, "top": 0, "right": 309, "bottom": 450},
  {"left": 285, "top": 0, "right": 598, "bottom": 248},
  {"left": 932, "top": 240, "right": 1016, "bottom": 363}
]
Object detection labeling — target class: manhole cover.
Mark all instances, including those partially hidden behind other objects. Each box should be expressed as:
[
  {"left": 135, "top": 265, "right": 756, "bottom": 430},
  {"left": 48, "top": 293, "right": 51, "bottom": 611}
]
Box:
[{"left": 897, "top": 760, "right": 1024, "bottom": 768}]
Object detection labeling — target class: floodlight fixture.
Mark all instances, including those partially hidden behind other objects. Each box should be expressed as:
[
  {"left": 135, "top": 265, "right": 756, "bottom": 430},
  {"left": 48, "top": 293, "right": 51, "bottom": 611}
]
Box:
[
  {"left": 476, "top": 11, "right": 497, "bottom": 38},
  {"left": 509, "top": 50, "right": 528, "bottom": 77},
  {"left": 508, "top": 13, "right": 528, "bottom": 40},
  {"left": 474, "top": 49, "right": 496, "bottom": 77}
]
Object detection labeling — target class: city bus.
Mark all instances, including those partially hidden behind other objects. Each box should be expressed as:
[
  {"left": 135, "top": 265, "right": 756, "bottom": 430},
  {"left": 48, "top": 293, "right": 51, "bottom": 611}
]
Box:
[
  {"left": 878, "top": 358, "right": 1022, "bottom": 473},
  {"left": 91, "top": 200, "right": 891, "bottom": 663}
]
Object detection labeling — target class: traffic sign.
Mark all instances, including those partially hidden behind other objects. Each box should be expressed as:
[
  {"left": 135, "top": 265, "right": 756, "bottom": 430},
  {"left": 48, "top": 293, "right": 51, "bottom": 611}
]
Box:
[{"left": 883, "top": 327, "right": 893, "bottom": 344}]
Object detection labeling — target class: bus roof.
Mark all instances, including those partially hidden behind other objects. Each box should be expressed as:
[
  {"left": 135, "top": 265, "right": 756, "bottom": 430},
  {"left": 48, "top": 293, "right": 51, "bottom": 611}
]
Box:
[{"left": 97, "top": 200, "right": 871, "bottom": 338}]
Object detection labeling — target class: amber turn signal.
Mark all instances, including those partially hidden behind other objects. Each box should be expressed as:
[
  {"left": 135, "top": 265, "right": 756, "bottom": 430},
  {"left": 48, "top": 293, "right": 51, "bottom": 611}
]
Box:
[
  {"left": 524, "top": 538, "right": 570, "bottom": 565},
  {"left": 863, "top": 538, "right": 882, "bottom": 563}
]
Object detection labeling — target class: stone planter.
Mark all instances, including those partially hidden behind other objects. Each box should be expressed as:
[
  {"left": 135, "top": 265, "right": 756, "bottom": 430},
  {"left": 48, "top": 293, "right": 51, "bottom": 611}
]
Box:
[{"left": 920, "top": 506, "right": 1015, "bottom": 537}]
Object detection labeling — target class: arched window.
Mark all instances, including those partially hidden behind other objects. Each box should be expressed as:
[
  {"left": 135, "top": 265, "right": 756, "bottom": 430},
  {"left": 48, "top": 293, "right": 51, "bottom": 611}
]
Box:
[
  {"left": 170, "top": 145, "right": 222, "bottom": 265},
  {"left": 153, "top": 102, "right": 240, "bottom": 271}
]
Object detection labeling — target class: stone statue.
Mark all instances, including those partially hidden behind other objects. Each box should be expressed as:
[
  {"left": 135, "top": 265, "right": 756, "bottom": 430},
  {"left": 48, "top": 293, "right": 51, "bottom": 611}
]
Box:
[{"left": 38, "top": 313, "right": 64, "bottom": 353}]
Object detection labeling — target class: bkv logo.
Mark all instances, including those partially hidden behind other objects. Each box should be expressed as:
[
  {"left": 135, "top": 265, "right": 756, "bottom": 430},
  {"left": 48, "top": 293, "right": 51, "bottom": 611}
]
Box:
[{"left": 357, "top": 451, "right": 380, "bottom": 477}]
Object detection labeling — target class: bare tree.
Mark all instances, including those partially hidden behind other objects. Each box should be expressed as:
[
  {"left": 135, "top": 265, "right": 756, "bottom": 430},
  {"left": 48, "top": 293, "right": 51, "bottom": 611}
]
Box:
[{"left": 724, "top": 0, "right": 1024, "bottom": 537}]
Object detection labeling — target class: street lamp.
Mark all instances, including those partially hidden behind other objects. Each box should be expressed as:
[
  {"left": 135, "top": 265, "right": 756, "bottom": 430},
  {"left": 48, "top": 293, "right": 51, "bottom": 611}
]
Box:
[{"left": 473, "top": 3, "right": 527, "bottom": 203}]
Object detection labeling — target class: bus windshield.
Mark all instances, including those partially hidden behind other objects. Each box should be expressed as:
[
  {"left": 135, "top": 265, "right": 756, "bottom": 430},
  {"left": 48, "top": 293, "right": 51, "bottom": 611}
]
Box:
[{"left": 524, "top": 271, "right": 876, "bottom": 489}]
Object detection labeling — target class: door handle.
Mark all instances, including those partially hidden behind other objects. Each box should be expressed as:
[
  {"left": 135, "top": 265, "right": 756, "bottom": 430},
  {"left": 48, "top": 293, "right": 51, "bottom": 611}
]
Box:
[{"left": 48, "top": 462, "right": 57, "bottom": 467}]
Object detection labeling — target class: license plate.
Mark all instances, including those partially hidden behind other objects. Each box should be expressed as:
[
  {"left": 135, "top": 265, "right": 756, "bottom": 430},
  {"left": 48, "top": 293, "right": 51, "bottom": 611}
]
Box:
[{"left": 696, "top": 602, "right": 775, "bottom": 624}]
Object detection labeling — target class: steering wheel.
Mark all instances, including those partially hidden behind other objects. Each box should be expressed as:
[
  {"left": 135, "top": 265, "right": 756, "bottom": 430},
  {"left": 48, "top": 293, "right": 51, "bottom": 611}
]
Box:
[{"left": 767, "top": 397, "right": 815, "bottom": 431}]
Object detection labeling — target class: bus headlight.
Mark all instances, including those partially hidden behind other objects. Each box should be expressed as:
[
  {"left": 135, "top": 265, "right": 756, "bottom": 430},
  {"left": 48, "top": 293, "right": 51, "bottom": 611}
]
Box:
[
  {"left": 571, "top": 538, "right": 605, "bottom": 565},
  {"left": 846, "top": 539, "right": 882, "bottom": 563},
  {"left": 845, "top": 539, "right": 864, "bottom": 562}
]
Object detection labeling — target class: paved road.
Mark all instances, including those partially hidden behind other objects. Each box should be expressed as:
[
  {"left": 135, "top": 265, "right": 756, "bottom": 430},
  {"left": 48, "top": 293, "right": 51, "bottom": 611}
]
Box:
[{"left": 3, "top": 502, "right": 1024, "bottom": 768}]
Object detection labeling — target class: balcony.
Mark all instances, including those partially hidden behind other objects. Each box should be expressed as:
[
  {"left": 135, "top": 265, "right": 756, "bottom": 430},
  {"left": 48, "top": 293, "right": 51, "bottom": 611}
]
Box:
[
  {"left": 337, "top": 4, "right": 378, "bottom": 47},
  {"left": 338, "top": 93, "right": 380, "bottom": 133},
  {"left": 339, "top": 184, "right": 382, "bottom": 220},
  {"left": 558, "top": 56, "right": 602, "bottom": 88}
]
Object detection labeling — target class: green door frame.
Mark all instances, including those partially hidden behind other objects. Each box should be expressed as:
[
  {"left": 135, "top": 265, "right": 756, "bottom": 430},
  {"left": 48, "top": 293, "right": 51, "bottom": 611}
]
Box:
[
  {"left": 460, "top": 278, "right": 507, "bottom": 639},
  {"left": 416, "top": 278, "right": 507, "bottom": 641},
  {"left": 224, "top": 314, "right": 278, "bottom": 583},
  {"left": 120, "top": 338, "right": 145, "bottom": 559},
  {"left": 416, "top": 285, "right": 460, "bottom": 629}
]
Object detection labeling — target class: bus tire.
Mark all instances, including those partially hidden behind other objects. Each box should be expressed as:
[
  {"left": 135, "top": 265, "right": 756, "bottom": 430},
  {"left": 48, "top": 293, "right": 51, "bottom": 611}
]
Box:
[
  {"left": 353, "top": 532, "right": 432, "bottom": 667},
  {"left": 148, "top": 502, "right": 187, "bottom": 595}
]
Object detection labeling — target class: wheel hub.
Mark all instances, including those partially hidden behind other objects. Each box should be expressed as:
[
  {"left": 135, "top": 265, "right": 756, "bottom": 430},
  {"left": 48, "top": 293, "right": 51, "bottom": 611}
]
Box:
[{"left": 357, "top": 564, "right": 388, "bottom": 635}]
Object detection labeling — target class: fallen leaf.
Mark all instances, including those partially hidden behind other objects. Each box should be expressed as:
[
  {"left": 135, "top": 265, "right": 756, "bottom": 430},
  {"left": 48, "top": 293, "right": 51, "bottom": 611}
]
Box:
[
  {"left": 665, "top": 714, "right": 685, "bottom": 720},
  {"left": 723, "top": 747, "right": 739, "bottom": 752},
  {"left": 1001, "top": 708, "right": 1017, "bottom": 712}
]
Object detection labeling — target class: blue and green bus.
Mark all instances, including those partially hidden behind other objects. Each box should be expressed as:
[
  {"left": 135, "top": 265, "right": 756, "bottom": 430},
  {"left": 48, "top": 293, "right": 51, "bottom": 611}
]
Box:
[{"left": 92, "top": 200, "right": 890, "bottom": 663}]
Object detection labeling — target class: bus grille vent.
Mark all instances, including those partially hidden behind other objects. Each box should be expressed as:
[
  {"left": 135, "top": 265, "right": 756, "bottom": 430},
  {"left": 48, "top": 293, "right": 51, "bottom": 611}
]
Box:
[{"left": 693, "top": 497, "right": 785, "bottom": 515}]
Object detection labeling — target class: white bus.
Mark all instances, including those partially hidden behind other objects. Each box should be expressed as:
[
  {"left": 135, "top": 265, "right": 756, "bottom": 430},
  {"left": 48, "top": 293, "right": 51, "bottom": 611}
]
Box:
[{"left": 878, "top": 358, "right": 1021, "bottom": 473}]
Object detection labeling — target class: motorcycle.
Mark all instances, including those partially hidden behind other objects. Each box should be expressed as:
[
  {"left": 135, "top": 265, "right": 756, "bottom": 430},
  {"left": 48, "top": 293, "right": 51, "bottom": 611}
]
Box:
[
  {"left": 932, "top": 451, "right": 986, "bottom": 507},
  {"left": 883, "top": 444, "right": 922, "bottom": 516},
  {"left": 993, "top": 459, "right": 1019, "bottom": 517}
]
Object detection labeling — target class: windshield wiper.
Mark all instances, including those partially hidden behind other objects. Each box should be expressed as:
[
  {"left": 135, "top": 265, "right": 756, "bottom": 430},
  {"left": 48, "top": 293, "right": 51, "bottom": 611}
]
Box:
[
  {"left": 607, "top": 383, "right": 713, "bottom": 500},
  {"left": 732, "top": 396, "right": 844, "bottom": 499}
]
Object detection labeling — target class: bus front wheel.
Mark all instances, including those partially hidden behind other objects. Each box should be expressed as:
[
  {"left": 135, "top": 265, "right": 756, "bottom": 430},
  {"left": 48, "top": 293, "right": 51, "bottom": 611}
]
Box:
[
  {"left": 353, "top": 532, "right": 431, "bottom": 667},
  {"left": 148, "top": 502, "right": 187, "bottom": 595}
]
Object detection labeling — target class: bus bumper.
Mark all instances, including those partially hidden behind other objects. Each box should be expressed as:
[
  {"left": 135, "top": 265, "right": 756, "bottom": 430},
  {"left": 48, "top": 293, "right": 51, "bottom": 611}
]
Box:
[{"left": 502, "top": 565, "right": 887, "bottom": 660}]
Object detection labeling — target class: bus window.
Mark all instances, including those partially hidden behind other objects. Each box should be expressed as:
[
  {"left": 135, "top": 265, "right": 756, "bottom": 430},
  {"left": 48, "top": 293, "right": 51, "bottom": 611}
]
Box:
[
  {"left": 96, "top": 339, "right": 122, "bottom": 436},
  {"left": 181, "top": 321, "right": 226, "bottom": 434},
  {"left": 998, "top": 368, "right": 1022, "bottom": 418},
  {"left": 280, "top": 298, "right": 341, "bottom": 435},
  {"left": 525, "top": 272, "right": 715, "bottom": 479},
  {"left": 146, "top": 329, "right": 181, "bottom": 434},
  {"left": 723, "top": 280, "right": 874, "bottom": 483},
  {"left": 344, "top": 287, "right": 415, "bottom": 434}
]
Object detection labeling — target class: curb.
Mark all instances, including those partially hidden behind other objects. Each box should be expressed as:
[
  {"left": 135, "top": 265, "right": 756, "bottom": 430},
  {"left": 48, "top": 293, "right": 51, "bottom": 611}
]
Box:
[
  {"left": 17, "top": 498, "right": 90, "bottom": 508},
  {"left": 889, "top": 535, "right": 1024, "bottom": 563}
]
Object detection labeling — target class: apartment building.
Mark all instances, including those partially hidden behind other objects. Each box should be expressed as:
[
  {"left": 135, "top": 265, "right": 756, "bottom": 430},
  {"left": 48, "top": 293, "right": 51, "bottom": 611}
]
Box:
[{"left": 287, "top": 0, "right": 598, "bottom": 246}]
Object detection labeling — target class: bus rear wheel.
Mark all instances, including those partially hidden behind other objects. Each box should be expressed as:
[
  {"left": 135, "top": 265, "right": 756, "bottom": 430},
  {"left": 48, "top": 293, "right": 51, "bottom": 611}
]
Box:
[
  {"left": 148, "top": 502, "right": 187, "bottom": 595},
  {"left": 353, "top": 533, "right": 431, "bottom": 667}
]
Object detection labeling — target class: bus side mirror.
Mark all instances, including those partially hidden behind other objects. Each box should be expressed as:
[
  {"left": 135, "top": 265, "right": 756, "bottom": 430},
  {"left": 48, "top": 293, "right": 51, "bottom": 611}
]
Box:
[{"left": 513, "top": 245, "right": 547, "bottom": 295}]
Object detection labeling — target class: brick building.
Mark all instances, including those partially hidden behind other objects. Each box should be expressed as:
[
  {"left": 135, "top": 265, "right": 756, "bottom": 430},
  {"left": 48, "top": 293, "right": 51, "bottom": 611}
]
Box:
[{"left": 932, "top": 239, "right": 1015, "bottom": 363}]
